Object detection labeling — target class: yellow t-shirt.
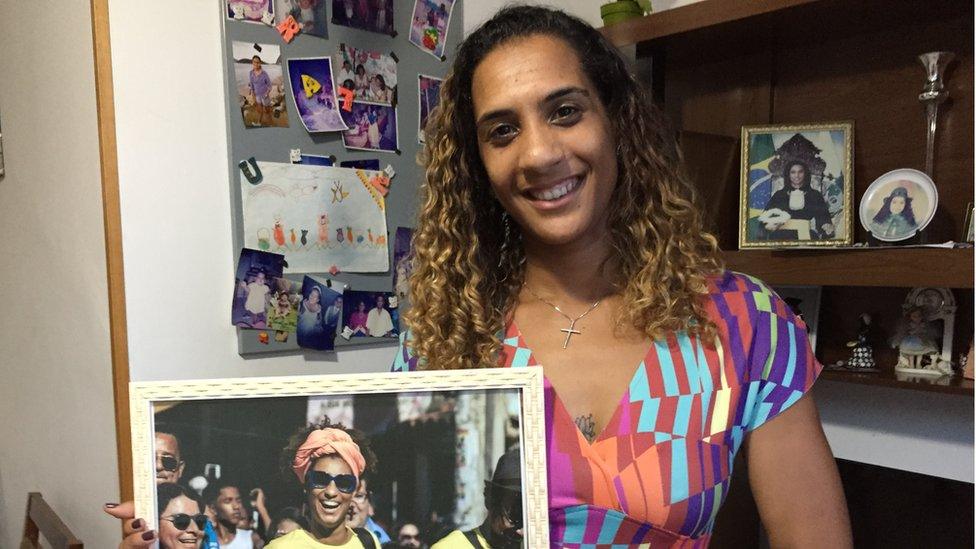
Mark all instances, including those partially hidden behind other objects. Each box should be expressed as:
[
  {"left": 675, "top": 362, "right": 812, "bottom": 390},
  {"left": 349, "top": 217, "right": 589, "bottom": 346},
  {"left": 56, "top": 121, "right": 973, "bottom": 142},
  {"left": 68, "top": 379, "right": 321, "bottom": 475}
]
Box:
[
  {"left": 266, "top": 528, "right": 380, "bottom": 548},
  {"left": 430, "top": 529, "right": 488, "bottom": 549}
]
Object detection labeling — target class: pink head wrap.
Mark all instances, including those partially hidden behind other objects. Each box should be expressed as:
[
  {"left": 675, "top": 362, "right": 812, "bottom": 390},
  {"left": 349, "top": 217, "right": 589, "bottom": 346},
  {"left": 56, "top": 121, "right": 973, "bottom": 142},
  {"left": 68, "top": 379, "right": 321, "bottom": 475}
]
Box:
[{"left": 292, "top": 428, "right": 366, "bottom": 483}]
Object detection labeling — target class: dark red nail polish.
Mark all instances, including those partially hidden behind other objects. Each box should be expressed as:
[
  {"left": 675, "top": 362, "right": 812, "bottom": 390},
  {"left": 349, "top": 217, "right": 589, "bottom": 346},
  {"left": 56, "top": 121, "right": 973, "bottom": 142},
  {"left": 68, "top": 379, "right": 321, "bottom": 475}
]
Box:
[
  {"left": 141, "top": 530, "right": 155, "bottom": 541},
  {"left": 132, "top": 519, "right": 143, "bottom": 529}
]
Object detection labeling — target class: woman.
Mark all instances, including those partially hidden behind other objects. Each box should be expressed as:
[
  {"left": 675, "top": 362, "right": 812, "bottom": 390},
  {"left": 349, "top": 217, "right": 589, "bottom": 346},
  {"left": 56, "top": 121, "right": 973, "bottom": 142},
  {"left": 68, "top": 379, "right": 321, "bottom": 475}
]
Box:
[
  {"left": 157, "top": 483, "right": 205, "bottom": 549},
  {"left": 298, "top": 286, "right": 324, "bottom": 341},
  {"left": 367, "top": 75, "right": 393, "bottom": 104},
  {"left": 762, "top": 160, "right": 834, "bottom": 240},
  {"left": 354, "top": 65, "right": 369, "bottom": 100},
  {"left": 265, "top": 420, "right": 381, "bottom": 547},
  {"left": 395, "top": 6, "right": 850, "bottom": 547},
  {"left": 346, "top": 301, "right": 369, "bottom": 336},
  {"left": 870, "top": 186, "right": 918, "bottom": 240}
]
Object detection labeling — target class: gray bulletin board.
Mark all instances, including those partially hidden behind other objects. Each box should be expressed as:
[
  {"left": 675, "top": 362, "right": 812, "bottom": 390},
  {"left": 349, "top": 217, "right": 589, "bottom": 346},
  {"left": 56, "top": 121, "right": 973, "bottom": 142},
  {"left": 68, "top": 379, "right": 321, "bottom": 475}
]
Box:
[{"left": 220, "top": 2, "right": 463, "bottom": 355}]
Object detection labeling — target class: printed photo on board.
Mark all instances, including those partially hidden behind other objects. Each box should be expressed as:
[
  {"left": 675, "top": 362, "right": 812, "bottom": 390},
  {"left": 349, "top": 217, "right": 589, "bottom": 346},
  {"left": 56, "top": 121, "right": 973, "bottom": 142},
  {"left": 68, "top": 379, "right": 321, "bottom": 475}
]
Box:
[
  {"left": 232, "top": 41, "right": 290, "bottom": 128},
  {"left": 340, "top": 103, "right": 399, "bottom": 153},
  {"left": 392, "top": 227, "right": 413, "bottom": 303},
  {"left": 232, "top": 248, "right": 286, "bottom": 329},
  {"left": 418, "top": 74, "right": 443, "bottom": 142},
  {"left": 227, "top": 0, "right": 273, "bottom": 22},
  {"left": 342, "top": 290, "right": 398, "bottom": 338},
  {"left": 331, "top": 0, "right": 394, "bottom": 35},
  {"left": 297, "top": 275, "right": 343, "bottom": 350},
  {"left": 335, "top": 45, "right": 398, "bottom": 105},
  {"left": 266, "top": 277, "right": 301, "bottom": 333},
  {"left": 275, "top": 0, "right": 328, "bottom": 37},
  {"left": 287, "top": 57, "right": 348, "bottom": 133},
  {"left": 409, "top": 0, "right": 456, "bottom": 59}
]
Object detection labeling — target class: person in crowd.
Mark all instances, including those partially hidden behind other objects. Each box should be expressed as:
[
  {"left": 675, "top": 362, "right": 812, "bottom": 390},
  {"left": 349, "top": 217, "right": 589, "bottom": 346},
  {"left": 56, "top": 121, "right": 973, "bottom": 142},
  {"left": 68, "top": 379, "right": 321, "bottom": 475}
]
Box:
[
  {"left": 266, "top": 507, "right": 309, "bottom": 543},
  {"left": 392, "top": 5, "right": 851, "bottom": 548},
  {"left": 158, "top": 483, "right": 206, "bottom": 549},
  {"left": 155, "top": 430, "right": 186, "bottom": 485},
  {"left": 263, "top": 419, "right": 381, "bottom": 547},
  {"left": 385, "top": 523, "right": 424, "bottom": 549},
  {"left": 346, "top": 300, "right": 369, "bottom": 336},
  {"left": 203, "top": 479, "right": 254, "bottom": 549},
  {"left": 346, "top": 478, "right": 390, "bottom": 544},
  {"left": 431, "top": 449, "right": 521, "bottom": 549}
]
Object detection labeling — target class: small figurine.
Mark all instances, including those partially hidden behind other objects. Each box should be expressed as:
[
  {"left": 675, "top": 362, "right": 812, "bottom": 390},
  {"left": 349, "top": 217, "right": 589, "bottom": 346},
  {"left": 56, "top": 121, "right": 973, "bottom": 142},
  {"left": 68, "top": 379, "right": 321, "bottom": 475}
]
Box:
[
  {"left": 846, "top": 313, "right": 878, "bottom": 371},
  {"left": 891, "top": 306, "right": 951, "bottom": 375}
]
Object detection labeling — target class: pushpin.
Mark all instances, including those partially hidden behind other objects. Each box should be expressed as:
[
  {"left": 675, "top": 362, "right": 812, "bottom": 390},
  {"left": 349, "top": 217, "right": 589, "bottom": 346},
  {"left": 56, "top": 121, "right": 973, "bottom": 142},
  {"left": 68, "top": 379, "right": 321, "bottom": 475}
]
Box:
[
  {"left": 337, "top": 86, "right": 355, "bottom": 111},
  {"left": 329, "top": 265, "right": 340, "bottom": 275},
  {"left": 276, "top": 15, "right": 301, "bottom": 43},
  {"left": 289, "top": 149, "right": 302, "bottom": 163}
]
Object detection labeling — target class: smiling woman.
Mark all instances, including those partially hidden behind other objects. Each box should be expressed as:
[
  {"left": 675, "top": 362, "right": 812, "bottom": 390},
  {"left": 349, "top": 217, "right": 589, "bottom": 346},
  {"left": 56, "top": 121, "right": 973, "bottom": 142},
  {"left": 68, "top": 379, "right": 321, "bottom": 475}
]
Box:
[
  {"left": 395, "top": 5, "right": 852, "bottom": 548},
  {"left": 267, "top": 420, "right": 381, "bottom": 548}
]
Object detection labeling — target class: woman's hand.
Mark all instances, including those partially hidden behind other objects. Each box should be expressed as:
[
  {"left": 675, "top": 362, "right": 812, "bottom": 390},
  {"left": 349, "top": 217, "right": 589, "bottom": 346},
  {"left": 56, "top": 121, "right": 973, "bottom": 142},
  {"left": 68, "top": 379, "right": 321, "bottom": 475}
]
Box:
[{"left": 104, "top": 502, "right": 157, "bottom": 548}]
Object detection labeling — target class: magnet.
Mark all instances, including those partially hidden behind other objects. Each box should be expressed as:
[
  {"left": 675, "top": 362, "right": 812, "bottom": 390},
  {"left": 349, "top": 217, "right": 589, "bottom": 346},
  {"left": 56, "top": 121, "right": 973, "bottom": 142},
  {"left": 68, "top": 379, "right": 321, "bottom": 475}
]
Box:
[
  {"left": 239, "top": 157, "right": 263, "bottom": 185},
  {"left": 289, "top": 149, "right": 302, "bottom": 163},
  {"left": 276, "top": 15, "right": 302, "bottom": 43},
  {"left": 301, "top": 74, "right": 322, "bottom": 98},
  {"left": 388, "top": 295, "right": 399, "bottom": 308},
  {"left": 258, "top": 332, "right": 270, "bottom": 344},
  {"left": 337, "top": 86, "right": 355, "bottom": 111},
  {"left": 261, "top": 11, "right": 275, "bottom": 25}
]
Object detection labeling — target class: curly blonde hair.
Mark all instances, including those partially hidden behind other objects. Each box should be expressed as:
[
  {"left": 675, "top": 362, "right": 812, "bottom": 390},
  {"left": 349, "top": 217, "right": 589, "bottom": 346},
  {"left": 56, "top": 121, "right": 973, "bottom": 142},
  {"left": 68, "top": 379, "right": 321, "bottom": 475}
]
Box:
[{"left": 404, "top": 6, "right": 722, "bottom": 370}]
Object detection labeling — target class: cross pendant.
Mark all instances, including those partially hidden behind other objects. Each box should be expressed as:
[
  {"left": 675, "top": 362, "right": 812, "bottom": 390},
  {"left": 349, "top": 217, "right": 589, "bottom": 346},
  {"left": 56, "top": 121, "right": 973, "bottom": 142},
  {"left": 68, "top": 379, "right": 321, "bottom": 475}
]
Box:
[{"left": 560, "top": 319, "right": 582, "bottom": 349}]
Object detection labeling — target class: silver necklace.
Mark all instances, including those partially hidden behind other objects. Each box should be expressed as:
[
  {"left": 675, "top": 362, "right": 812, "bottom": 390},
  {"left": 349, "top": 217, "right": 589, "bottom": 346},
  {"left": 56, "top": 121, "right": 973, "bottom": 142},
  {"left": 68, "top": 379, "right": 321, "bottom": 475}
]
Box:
[{"left": 524, "top": 285, "right": 602, "bottom": 349}]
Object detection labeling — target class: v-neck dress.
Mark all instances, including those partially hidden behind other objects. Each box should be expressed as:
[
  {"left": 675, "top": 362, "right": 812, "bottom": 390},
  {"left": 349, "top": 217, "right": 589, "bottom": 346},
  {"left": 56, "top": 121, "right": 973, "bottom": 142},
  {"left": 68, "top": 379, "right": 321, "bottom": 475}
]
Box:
[{"left": 392, "top": 271, "right": 823, "bottom": 548}]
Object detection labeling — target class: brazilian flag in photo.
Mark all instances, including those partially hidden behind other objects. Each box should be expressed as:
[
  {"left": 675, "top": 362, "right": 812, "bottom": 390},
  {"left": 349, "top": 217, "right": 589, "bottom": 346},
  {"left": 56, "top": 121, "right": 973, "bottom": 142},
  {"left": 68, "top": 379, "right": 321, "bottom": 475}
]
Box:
[{"left": 747, "top": 133, "right": 776, "bottom": 210}]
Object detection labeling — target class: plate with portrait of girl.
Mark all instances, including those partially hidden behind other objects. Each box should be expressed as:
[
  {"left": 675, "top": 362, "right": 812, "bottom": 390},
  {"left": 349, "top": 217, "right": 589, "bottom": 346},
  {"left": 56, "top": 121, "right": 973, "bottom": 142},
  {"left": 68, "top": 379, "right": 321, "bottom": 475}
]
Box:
[{"left": 859, "top": 168, "right": 938, "bottom": 242}]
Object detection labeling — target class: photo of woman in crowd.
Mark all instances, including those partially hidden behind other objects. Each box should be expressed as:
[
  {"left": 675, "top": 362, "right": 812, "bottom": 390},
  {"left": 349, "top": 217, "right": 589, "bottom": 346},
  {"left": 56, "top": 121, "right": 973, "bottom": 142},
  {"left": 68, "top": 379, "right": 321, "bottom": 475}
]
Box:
[{"left": 156, "top": 483, "right": 206, "bottom": 549}]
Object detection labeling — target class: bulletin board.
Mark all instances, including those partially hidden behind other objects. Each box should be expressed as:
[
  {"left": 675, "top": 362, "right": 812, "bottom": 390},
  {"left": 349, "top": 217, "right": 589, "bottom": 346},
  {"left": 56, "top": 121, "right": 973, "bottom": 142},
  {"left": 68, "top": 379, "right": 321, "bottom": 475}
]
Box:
[{"left": 220, "top": 1, "right": 462, "bottom": 355}]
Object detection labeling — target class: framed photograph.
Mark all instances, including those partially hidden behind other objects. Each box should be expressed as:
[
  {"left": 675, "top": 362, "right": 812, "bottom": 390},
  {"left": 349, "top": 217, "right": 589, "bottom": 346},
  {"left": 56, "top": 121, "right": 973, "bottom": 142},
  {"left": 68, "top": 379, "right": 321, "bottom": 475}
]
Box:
[
  {"left": 131, "top": 369, "right": 548, "bottom": 547},
  {"left": 740, "top": 122, "right": 853, "bottom": 248},
  {"left": 858, "top": 168, "right": 938, "bottom": 242},
  {"left": 771, "top": 285, "right": 822, "bottom": 352}
]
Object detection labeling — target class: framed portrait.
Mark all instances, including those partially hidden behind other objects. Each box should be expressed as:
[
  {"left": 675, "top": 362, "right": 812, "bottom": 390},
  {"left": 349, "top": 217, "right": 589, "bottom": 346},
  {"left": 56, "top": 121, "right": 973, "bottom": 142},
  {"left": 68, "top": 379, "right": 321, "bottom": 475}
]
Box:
[
  {"left": 130, "top": 369, "right": 548, "bottom": 547},
  {"left": 859, "top": 168, "right": 938, "bottom": 242},
  {"left": 740, "top": 122, "right": 853, "bottom": 248}
]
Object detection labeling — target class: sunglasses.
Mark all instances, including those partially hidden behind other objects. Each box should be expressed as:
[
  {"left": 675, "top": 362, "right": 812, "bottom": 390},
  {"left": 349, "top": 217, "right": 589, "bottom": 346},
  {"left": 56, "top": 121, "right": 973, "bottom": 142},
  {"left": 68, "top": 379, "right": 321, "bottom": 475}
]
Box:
[
  {"left": 162, "top": 513, "right": 208, "bottom": 531},
  {"left": 305, "top": 470, "right": 357, "bottom": 493},
  {"left": 158, "top": 455, "right": 181, "bottom": 472}
]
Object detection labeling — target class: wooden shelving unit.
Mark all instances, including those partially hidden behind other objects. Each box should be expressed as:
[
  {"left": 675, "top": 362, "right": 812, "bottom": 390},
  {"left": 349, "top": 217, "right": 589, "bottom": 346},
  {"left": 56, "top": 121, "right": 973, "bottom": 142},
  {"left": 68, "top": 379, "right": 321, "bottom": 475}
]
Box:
[
  {"left": 601, "top": 0, "right": 974, "bottom": 398},
  {"left": 821, "top": 369, "right": 974, "bottom": 397},
  {"left": 721, "top": 248, "right": 974, "bottom": 288}
]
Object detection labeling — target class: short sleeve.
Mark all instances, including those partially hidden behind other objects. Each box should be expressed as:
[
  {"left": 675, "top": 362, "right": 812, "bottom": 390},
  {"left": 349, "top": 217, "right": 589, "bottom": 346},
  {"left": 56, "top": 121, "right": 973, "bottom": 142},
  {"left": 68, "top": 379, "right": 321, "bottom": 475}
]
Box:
[
  {"left": 391, "top": 330, "right": 420, "bottom": 372},
  {"left": 741, "top": 277, "right": 824, "bottom": 432}
]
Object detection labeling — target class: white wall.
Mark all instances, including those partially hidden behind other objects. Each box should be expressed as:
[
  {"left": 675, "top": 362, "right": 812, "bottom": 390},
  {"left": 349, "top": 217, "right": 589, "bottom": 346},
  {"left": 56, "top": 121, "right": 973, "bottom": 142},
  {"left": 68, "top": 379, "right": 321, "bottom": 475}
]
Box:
[{"left": 0, "top": 2, "right": 120, "bottom": 548}]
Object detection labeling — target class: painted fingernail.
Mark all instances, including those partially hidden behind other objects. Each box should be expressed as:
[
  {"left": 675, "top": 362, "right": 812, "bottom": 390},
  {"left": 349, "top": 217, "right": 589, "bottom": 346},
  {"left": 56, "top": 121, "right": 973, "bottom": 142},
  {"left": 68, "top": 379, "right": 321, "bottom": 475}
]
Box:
[
  {"left": 104, "top": 502, "right": 119, "bottom": 508},
  {"left": 132, "top": 519, "right": 143, "bottom": 529},
  {"left": 142, "top": 530, "right": 155, "bottom": 541}
]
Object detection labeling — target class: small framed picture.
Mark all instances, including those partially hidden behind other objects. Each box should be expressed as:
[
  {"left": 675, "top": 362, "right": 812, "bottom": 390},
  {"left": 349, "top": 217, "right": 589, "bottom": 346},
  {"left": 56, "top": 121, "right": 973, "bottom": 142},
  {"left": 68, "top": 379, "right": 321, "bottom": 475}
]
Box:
[
  {"left": 740, "top": 122, "right": 853, "bottom": 248},
  {"left": 859, "top": 168, "right": 938, "bottom": 242},
  {"left": 130, "top": 369, "right": 548, "bottom": 547}
]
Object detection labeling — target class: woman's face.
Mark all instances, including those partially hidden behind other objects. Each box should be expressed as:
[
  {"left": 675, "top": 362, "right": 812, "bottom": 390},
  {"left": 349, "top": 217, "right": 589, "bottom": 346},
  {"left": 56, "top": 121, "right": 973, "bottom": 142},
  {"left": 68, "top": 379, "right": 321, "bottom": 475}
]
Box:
[
  {"left": 306, "top": 455, "right": 355, "bottom": 531},
  {"left": 309, "top": 289, "right": 320, "bottom": 305},
  {"left": 789, "top": 164, "right": 805, "bottom": 188},
  {"left": 159, "top": 496, "right": 204, "bottom": 549},
  {"left": 357, "top": 301, "right": 366, "bottom": 312},
  {"left": 471, "top": 34, "right": 617, "bottom": 249},
  {"left": 890, "top": 195, "right": 906, "bottom": 214}
]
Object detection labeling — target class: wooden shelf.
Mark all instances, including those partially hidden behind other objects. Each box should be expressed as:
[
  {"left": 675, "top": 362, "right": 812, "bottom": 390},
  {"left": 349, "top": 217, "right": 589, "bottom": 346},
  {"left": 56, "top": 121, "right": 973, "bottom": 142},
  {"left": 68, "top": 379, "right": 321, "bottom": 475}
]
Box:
[
  {"left": 821, "top": 369, "right": 974, "bottom": 396},
  {"left": 721, "top": 247, "right": 974, "bottom": 288},
  {"left": 600, "top": 0, "right": 821, "bottom": 46}
]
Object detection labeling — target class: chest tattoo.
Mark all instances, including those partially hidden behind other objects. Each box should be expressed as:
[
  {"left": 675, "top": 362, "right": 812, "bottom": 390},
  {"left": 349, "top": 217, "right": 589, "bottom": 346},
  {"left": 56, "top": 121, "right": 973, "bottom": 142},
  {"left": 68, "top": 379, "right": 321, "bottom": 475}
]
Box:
[{"left": 575, "top": 413, "right": 597, "bottom": 443}]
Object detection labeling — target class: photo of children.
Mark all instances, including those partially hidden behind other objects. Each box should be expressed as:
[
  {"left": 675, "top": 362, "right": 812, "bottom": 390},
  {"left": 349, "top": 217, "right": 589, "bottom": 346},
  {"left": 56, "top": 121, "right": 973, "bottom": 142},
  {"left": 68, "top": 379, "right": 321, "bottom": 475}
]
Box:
[
  {"left": 331, "top": 0, "right": 394, "bottom": 35},
  {"left": 267, "top": 277, "right": 301, "bottom": 332},
  {"left": 227, "top": 0, "right": 273, "bottom": 22},
  {"left": 342, "top": 290, "right": 398, "bottom": 338},
  {"left": 232, "top": 41, "right": 289, "bottom": 128},
  {"left": 287, "top": 57, "right": 349, "bottom": 133},
  {"left": 408, "top": 0, "right": 455, "bottom": 59},
  {"left": 418, "top": 74, "right": 443, "bottom": 142},
  {"left": 340, "top": 103, "right": 398, "bottom": 153},
  {"left": 275, "top": 0, "right": 328, "bottom": 37},
  {"left": 296, "top": 276, "right": 344, "bottom": 351},
  {"left": 335, "top": 45, "right": 398, "bottom": 106},
  {"left": 232, "top": 248, "right": 286, "bottom": 328}
]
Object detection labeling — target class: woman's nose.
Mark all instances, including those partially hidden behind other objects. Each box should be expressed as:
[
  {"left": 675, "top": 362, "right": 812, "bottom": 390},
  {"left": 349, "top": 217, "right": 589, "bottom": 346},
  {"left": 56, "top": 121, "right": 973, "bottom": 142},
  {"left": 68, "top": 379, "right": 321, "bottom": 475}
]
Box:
[{"left": 518, "top": 121, "right": 565, "bottom": 173}]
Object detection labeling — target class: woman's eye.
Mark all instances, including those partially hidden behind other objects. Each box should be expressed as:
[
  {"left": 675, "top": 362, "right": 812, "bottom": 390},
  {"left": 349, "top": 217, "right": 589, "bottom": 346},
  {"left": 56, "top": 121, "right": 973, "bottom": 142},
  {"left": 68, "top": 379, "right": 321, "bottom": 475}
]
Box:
[
  {"left": 553, "top": 105, "right": 580, "bottom": 121},
  {"left": 488, "top": 124, "right": 517, "bottom": 141}
]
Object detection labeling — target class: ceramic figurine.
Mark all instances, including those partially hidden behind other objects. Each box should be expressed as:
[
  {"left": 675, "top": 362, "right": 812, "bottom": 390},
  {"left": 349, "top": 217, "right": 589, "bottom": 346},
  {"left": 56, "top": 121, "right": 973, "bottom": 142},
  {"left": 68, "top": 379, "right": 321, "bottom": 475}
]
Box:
[{"left": 846, "top": 313, "right": 878, "bottom": 371}]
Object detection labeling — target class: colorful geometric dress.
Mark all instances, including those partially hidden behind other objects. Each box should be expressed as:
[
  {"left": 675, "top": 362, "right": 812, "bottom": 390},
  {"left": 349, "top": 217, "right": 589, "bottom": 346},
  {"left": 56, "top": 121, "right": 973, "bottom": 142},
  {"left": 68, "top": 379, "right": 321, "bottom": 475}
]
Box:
[{"left": 393, "top": 271, "right": 823, "bottom": 548}]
